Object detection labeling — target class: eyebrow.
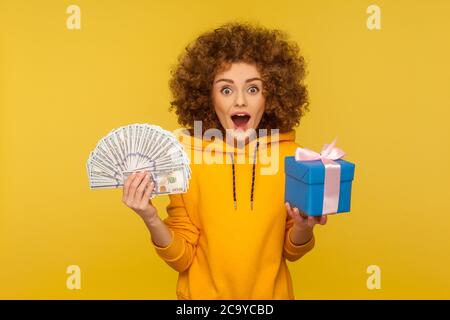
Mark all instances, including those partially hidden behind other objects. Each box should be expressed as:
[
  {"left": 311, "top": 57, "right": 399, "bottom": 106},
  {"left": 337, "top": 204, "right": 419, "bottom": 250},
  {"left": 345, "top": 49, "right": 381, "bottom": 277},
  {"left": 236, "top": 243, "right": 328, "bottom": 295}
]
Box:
[{"left": 214, "top": 77, "right": 262, "bottom": 84}]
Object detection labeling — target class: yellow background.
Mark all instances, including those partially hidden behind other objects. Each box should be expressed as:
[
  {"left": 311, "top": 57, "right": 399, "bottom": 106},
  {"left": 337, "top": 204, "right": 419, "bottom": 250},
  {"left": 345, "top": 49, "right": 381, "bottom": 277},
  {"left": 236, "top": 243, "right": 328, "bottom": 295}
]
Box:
[{"left": 1, "top": 0, "right": 449, "bottom": 299}]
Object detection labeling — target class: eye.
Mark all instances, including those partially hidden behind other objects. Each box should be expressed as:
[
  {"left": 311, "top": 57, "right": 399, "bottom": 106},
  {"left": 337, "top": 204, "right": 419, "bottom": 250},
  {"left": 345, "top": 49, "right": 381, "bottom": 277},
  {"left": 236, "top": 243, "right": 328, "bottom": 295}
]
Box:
[
  {"left": 220, "top": 87, "right": 233, "bottom": 95},
  {"left": 248, "top": 86, "right": 260, "bottom": 94}
]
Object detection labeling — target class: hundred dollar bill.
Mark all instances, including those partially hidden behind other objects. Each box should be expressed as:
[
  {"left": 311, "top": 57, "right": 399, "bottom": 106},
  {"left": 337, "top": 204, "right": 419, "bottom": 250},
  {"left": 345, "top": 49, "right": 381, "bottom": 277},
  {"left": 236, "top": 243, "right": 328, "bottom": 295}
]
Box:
[{"left": 121, "top": 166, "right": 188, "bottom": 196}]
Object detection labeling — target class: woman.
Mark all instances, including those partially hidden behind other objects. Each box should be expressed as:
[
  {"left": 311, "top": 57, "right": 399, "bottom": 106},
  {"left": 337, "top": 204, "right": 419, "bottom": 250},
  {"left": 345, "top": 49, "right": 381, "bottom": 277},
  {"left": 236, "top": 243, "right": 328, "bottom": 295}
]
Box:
[{"left": 122, "top": 22, "right": 327, "bottom": 300}]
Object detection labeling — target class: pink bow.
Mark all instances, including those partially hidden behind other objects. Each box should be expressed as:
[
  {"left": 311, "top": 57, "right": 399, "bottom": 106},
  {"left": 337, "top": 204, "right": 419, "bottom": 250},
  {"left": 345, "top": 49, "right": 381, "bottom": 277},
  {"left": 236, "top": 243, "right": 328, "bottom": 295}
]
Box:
[{"left": 295, "top": 137, "right": 346, "bottom": 215}]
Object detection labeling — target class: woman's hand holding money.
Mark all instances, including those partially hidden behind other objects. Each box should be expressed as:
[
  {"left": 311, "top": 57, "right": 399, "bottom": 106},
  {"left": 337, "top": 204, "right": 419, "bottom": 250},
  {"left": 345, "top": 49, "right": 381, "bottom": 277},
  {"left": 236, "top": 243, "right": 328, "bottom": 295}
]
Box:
[
  {"left": 122, "top": 171, "right": 173, "bottom": 248},
  {"left": 122, "top": 171, "right": 158, "bottom": 221}
]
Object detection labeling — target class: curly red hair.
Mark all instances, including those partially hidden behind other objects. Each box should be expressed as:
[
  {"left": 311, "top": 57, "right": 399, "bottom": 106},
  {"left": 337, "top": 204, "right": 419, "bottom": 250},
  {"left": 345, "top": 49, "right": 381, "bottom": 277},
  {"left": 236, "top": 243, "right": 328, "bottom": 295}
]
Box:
[{"left": 168, "top": 21, "right": 310, "bottom": 134}]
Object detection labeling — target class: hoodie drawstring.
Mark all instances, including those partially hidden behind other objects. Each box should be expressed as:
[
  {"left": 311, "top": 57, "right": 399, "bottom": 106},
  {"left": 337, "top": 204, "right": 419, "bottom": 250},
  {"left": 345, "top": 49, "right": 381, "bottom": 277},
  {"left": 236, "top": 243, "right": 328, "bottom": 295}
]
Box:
[{"left": 230, "top": 141, "right": 260, "bottom": 211}]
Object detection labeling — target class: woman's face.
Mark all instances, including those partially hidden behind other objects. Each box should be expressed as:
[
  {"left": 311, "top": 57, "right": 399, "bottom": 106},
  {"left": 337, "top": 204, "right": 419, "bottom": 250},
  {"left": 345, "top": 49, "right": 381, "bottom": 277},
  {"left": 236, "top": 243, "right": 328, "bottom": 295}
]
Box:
[{"left": 212, "top": 62, "right": 265, "bottom": 139}]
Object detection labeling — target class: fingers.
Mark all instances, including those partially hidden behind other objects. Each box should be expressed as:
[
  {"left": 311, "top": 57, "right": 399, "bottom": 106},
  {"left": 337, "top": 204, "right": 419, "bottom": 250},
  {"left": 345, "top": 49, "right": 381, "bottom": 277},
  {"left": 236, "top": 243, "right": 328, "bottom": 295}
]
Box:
[
  {"left": 293, "top": 207, "right": 308, "bottom": 223},
  {"left": 285, "top": 202, "right": 293, "bottom": 219},
  {"left": 135, "top": 172, "right": 151, "bottom": 202},
  {"left": 122, "top": 171, "right": 137, "bottom": 202},
  {"left": 285, "top": 203, "right": 303, "bottom": 221},
  {"left": 293, "top": 207, "right": 302, "bottom": 219},
  {"left": 123, "top": 171, "right": 147, "bottom": 204},
  {"left": 310, "top": 216, "right": 326, "bottom": 226},
  {"left": 285, "top": 202, "right": 329, "bottom": 227},
  {"left": 141, "top": 179, "right": 155, "bottom": 204},
  {"left": 128, "top": 171, "right": 147, "bottom": 202},
  {"left": 312, "top": 215, "right": 327, "bottom": 225},
  {"left": 296, "top": 208, "right": 308, "bottom": 219},
  {"left": 307, "top": 216, "right": 315, "bottom": 228}
]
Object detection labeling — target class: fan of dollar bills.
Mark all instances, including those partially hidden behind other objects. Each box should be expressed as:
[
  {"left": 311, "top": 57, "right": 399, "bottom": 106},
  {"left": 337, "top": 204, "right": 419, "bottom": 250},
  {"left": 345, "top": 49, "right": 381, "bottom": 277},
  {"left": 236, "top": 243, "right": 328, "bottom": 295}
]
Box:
[{"left": 86, "top": 123, "right": 191, "bottom": 198}]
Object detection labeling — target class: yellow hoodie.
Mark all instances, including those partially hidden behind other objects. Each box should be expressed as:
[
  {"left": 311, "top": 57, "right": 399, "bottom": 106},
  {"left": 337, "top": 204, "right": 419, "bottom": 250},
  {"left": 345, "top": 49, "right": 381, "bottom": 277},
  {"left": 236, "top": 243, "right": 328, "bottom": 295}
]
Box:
[{"left": 151, "top": 129, "right": 315, "bottom": 299}]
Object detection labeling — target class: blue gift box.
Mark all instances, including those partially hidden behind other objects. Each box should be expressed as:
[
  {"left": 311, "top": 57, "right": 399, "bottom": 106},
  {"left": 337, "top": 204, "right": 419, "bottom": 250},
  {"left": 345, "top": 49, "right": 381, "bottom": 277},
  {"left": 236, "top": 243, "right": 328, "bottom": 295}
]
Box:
[{"left": 284, "top": 157, "right": 355, "bottom": 216}]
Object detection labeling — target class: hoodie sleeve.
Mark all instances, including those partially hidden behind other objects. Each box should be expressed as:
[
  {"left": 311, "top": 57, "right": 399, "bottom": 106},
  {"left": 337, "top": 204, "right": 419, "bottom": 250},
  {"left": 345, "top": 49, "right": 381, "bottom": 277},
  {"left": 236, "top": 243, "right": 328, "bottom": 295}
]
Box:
[
  {"left": 282, "top": 213, "right": 315, "bottom": 262},
  {"left": 152, "top": 192, "right": 200, "bottom": 273}
]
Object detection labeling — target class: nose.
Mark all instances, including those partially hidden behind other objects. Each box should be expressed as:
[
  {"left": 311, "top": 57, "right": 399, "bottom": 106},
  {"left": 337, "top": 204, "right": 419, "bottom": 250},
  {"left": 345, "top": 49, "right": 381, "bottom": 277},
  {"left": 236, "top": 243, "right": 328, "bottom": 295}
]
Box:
[{"left": 234, "top": 88, "right": 247, "bottom": 107}]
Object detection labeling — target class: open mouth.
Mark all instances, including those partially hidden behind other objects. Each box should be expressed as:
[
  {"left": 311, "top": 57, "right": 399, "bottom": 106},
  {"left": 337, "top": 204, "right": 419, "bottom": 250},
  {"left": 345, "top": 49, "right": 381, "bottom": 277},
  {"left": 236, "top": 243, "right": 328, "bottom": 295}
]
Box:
[{"left": 231, "top": 113, "right": 251, "bottom": 130}]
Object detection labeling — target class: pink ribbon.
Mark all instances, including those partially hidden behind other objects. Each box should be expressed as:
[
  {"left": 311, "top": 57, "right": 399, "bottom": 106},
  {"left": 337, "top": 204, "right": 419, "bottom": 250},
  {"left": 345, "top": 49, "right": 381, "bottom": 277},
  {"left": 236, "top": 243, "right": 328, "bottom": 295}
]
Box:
[{"left": 295, "top": 137, "right": 346, "bottom": 215}]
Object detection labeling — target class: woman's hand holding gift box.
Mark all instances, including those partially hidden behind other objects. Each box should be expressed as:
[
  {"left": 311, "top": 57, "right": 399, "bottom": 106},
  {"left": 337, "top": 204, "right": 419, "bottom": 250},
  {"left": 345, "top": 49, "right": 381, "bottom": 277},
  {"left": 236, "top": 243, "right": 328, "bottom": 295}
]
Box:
[
  {"left": 285, "top": 201, "right": 327, "bottom": 246},
  {"left": 284, "top": 138, "right": 356, "bottom": 217},
  {"left": 285, "top": 201, "right": 327, "bottom": 227}
]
